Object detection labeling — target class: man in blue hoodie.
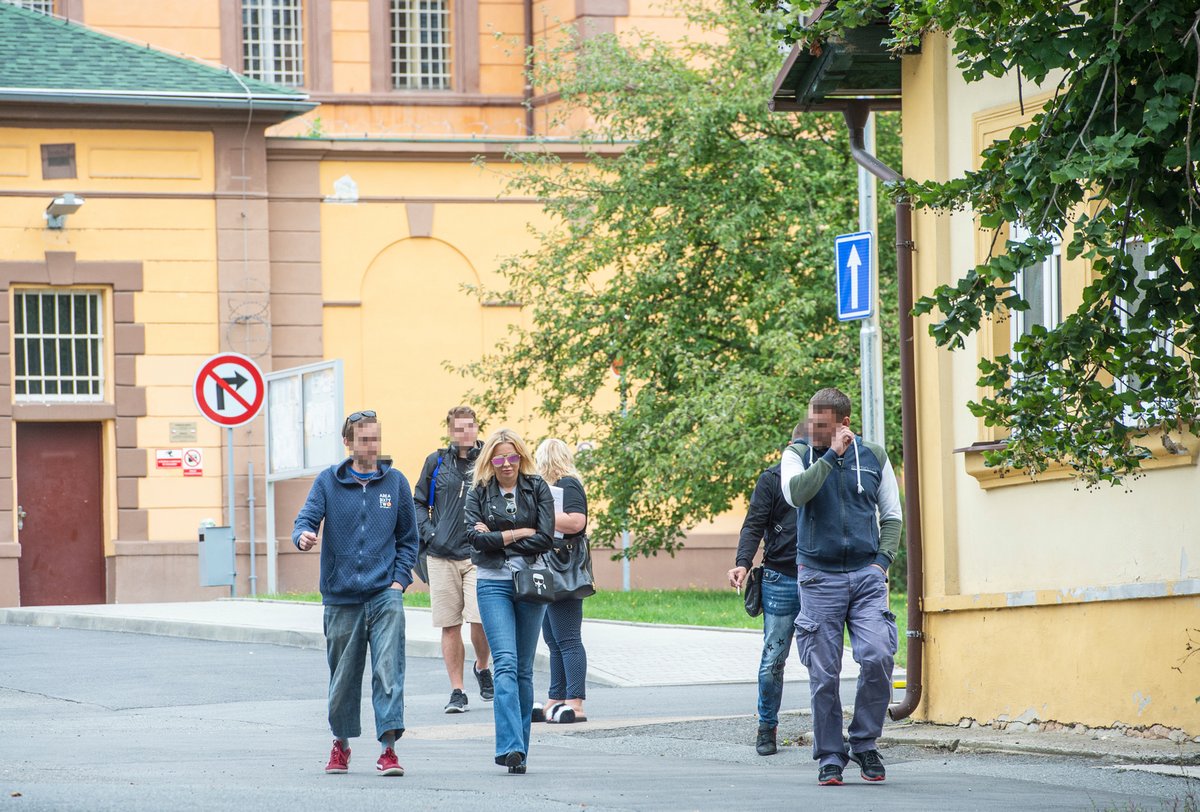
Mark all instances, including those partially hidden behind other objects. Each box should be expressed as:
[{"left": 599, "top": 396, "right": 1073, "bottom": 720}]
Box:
[
  {"left": 781, "top": 388, "right": 902, "bottom": 787},
  {"left": 293, "top": 410, "right": 419, "bottom": 777}
]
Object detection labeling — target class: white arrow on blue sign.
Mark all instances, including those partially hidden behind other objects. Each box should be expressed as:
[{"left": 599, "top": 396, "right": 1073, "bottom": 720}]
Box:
[{"left": 835, "top": 230, "right": 873, "bottom": 321}]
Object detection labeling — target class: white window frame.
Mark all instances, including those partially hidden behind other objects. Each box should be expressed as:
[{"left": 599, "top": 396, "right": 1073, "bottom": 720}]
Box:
[
  {"left": 390, "top": 0, "right": 452, "bottom": 91},
  {"left": 242, "top": 0, "right": 306, "bottom": 87},
  {"left": 3, "top": 0, "right": 55, "bottom": 13},
  {"left": 13, "top": 289, "right": 105, "bottom": 403},
  {"left": 1115, "top": 239, "right": 1172, "bottom": 425},
  {"left": 1009, "top": 222, "right": 1062, "bottom": 370}
]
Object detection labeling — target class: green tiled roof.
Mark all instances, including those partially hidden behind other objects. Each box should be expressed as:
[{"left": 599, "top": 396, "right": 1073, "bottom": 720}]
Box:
[{"left": 0, "top": 1, "right": 314, "bottom": 113}]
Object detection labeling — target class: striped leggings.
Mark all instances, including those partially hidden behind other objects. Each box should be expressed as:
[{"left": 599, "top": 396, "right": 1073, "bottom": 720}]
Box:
[{"left": 542, "top": 598, "right": 587, "bottom": 699}]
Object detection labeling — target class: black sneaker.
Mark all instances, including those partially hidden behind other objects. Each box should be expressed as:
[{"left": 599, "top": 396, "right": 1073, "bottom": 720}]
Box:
[
  {"left": 473, "top": 663, "right": 495, "bottom": 702},
  {"left": 444, "top": 689, "right": 468, "bottom": 713},
  {"left": 504, "top": 751, "right": 526, "bottom": 774},
  {"left": 849, "top": 749, "right": 886, "bottom": 782},
  {"left": 755, "top": 725, "right": 777, "bottom": 756},
  {"left": 817, "top": 764, "right": 844, "bottom": 786}
]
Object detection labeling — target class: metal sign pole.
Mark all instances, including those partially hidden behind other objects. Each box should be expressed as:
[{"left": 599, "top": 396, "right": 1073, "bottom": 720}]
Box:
[
  {"left": 858, "top": 113, "right": 885, "bottom": 447},
  {"left": 266, "top": 480, "right": 277, "bottom": 595},
  {"left": 227, "top": 426, "right": 236, "bottom": 598},
  {"left": 248, "top": 459, "right": 256, "bottom": 597}
]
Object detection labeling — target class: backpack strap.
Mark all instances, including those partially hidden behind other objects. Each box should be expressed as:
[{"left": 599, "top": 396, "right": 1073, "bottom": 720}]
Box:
[{"left": 426, "top": 454, "right": 443, "bottom": 509}]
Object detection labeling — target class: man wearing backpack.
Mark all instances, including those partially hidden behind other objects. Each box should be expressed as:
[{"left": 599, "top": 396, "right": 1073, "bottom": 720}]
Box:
[{"left": 413, "top": 405, "right": 493, "bottom": 713}]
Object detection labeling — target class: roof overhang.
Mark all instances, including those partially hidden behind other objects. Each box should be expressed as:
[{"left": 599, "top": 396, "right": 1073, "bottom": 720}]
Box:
[
  {"left": 770, "top": 19, "right": 906, "bottom": 113},
  {"left": 0, "top": 87, "right": 316, "bottom": 118}
]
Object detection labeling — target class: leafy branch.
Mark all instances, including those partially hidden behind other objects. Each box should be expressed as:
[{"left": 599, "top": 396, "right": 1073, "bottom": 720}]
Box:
[
  {"left": 758, "top": 0, "right": 1200, "bottom": 484},
  {"left": 457, "top": 0, "right": 903, "bottom": 556}
]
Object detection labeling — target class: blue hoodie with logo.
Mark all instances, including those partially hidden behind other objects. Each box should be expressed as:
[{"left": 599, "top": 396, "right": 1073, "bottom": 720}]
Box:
[{"left": 292, "top": 458, "right": 419, "bottom": 604}]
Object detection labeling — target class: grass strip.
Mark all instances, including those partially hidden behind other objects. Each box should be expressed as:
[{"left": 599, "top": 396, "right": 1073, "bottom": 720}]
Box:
[{"left": 262, "top": 588, "right": 908, "bottom": 667}]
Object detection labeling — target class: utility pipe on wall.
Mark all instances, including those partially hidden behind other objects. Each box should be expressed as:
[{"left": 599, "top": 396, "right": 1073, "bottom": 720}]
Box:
[
  {"left": 523, "top": 0, "right": 535, "bottom": 136},
  {"left": 843, "top": 100, "right": 925, "bottom": 721}
]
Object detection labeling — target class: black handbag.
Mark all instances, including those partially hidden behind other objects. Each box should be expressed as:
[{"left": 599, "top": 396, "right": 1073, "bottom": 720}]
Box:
[
  {"left": 545, "top": 535, "right": 597, "bottom": 601},
  {"left": 511, "top": 557, "right": 557, "bottom": 603},
  {"left": 743, "top": 565, "right": 764, "bottom": 617}
]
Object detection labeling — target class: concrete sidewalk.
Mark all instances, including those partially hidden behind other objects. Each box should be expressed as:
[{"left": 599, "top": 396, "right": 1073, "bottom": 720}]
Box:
[{"left": 0, "top": 599, "right": 896, "bottom": 688}]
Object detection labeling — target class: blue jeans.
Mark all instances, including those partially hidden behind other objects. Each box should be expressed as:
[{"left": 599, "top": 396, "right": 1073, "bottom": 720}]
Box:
[
  {"left": 323, "top": 587, "right": 407, "bottom": 741},
  {"left": 543, "top": 598, "right": 586, "bottom": 700},
  {"left": 758, "top": 568, "right": 800, "bottom": 728},
  {"left": 795, "top": 565, "right": 897, "bottom": 768},
  {"left": 477, "top": 579, "right": 548, "bottom": 761}
]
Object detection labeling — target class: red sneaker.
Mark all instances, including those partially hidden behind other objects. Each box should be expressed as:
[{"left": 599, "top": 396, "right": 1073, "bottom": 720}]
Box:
[
  {"left": 376, "top": 747, "right": 405, "bottom": 777},
  {"left": 325, "top": 740, "right": 350, "bottom": 774}
]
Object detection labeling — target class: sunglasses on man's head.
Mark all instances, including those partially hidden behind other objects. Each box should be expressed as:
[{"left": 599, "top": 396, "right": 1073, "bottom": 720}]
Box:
[
  {"left": 491, "top": 454, "right": 521, "bottom": 467},
  {"left": 346, "top": 410, "right": 376, "bottom": 425}
]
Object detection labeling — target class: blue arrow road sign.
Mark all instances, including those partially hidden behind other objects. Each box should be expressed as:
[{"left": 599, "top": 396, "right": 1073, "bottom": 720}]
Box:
[{"left": 835, "top": 231, "right": 873, "bottom": 321}]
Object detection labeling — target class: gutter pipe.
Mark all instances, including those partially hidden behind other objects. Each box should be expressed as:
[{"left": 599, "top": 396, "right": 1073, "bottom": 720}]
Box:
[
  {"left": 842, "top": 99, "right": 925, "bottom": 722},
  {"left": 523, "top": 0, "right": 535, "bottom": 136}
]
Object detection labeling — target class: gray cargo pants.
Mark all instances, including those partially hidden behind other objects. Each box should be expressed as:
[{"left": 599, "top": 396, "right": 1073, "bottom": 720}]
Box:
[{"left": 795, "top": 565, "right": 898, "bottom": 768}]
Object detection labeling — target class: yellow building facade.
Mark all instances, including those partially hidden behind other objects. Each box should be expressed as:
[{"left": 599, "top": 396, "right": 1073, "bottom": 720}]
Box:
[
  {"left": 1, "top": 0, "right": 731, "bottom": 608},
  {"left": 901, "top": 34, "right": 1200, "bottom": 735}
]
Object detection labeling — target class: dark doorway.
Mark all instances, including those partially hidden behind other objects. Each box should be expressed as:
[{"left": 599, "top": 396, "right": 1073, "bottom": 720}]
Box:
[{"left": 16, "top": 422, "right": 106, "bottom": 605}]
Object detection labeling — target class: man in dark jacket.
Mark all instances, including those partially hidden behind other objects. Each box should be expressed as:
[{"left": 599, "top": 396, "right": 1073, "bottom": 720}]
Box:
[
  {"left": 782, "top": 388, "right": 902, "bottom": 787},
  {"left": 412, "top": 405, "right": 493, "bottom": 713},
  {"left": 293, "top": 410, "right": 419, "bottom": 777},
  {"left": 728, "top": 422, "right": 803, "bottom": 757}
]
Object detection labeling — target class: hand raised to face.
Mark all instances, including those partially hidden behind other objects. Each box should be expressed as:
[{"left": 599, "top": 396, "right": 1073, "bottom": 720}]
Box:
[{"left": 831, "top": 425, "right": 855, "bottom": 456}]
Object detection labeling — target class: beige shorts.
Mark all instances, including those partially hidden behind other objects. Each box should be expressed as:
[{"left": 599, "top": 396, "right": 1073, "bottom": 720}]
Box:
[{"left": 428, "top": 556, "right": 482, "bottom": 628}]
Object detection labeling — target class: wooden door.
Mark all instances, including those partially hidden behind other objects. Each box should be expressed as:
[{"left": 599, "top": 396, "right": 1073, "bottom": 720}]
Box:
[{"left": 16, "top": 422, "right": 106, "bottom": 606}]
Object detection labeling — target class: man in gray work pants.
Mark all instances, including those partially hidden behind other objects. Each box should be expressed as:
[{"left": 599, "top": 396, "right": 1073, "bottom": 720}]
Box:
[{"left": 781, "top": 387, "right": 902, "bottom": 787}]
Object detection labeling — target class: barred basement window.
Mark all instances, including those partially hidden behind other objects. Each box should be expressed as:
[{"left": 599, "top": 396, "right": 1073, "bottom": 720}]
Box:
[
  {"left": 13, "top": 290, "right": 105, "bottom": 401},
  {"left": 391, "top": 0, "right": 451, "bottom": 90},
  {"left": 242, "top": 0, "right": 305, "bottom": 86},
  {"left": 3, "top": 0, "right": 56, "bottom": 14}
]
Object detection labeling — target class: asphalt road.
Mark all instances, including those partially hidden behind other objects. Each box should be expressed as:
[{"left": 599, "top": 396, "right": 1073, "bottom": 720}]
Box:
[{"left": 0, "top": 626, "right": 1192, "bottom": 811}]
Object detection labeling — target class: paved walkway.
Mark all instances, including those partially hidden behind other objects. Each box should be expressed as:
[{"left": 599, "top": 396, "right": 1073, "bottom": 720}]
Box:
[{"left": 0, "top": 599, "right": 896, "bottom": 688}]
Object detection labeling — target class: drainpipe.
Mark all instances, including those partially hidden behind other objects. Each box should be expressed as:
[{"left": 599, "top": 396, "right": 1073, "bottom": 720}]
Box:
[
  {"left": 523, "top": 0, "right": 535, "bottom": 136},
  {"left": 843, "top": 100, "right": 925, "bottom": 722}
]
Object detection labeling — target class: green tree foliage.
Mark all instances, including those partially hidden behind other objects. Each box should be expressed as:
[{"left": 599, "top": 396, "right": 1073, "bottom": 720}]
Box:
[
  {"left": 461, "top": 0, "right": 902, "bottom": 557},
  {"left": 765, "top": 1, "right": 1200, "bottom": 485}
]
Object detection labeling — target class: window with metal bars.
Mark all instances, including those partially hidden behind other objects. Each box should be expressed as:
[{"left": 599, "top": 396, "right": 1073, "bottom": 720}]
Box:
[
  {"left": 13, "top": 290, "right": 105, "bottom": 401},
  {"left": 391, "top": 0, "right": 452, "bottom": 90},
  {"left": 242, "top": 0, "right": 306, "bottom": 87},
  {"left": 3, "top": 0, "right": 55, "bottom": 13}
]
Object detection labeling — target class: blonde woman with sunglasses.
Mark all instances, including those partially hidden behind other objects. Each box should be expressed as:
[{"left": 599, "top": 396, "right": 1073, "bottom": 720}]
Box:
[{"left": 464, "top": 428, "right": 556, "bottom": 774}]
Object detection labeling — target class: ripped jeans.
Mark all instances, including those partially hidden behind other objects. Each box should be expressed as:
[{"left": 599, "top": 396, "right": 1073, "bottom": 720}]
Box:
[{"left": 757, "top": 567, "right": 800, "bottom": 728}]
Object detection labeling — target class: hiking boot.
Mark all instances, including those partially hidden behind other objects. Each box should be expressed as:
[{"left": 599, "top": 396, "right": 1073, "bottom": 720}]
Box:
[
  {"left": 444, "top": 689, "right": 468, "bottom": 713},
  {"left": 817, "top": 763, "right": 844, "bottom": 786},
  {"left": 474, "top": 663, "right": 495, "bottom": 701},
  {"left": 755, "top": 725, "right": 778, "bottom": 756},
  {"left": 849, "top": 749, "right": 886, "bottom": 782},
  {"left": 376, "top": 747, "right": 404, "bottom": 776},
  {"left": 325, "top": 739, "right": 350, "bottom": 774}
]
